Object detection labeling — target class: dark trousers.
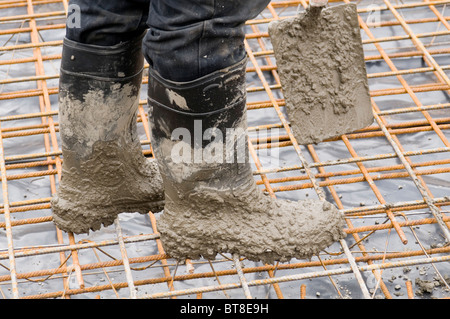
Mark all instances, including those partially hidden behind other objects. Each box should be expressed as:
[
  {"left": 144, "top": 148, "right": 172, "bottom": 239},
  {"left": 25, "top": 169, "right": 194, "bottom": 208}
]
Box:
[{"left": 65, "top": 0, "right": 270, "bottom": 81}]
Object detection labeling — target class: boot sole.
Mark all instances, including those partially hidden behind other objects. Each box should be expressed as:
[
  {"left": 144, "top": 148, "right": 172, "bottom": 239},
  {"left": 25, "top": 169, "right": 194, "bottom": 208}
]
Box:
[
  {"left": 51, "top": 195, "right": 164, "bottom": 234},
  {"left": 157, "top": 201, "right": 347, "bottom": 264}
]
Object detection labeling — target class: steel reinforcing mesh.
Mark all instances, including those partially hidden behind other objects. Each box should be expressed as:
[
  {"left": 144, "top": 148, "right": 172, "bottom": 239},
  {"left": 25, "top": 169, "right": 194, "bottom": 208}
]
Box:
[{"left": 0, "top": 0, "right": 449, "bottom": 299}]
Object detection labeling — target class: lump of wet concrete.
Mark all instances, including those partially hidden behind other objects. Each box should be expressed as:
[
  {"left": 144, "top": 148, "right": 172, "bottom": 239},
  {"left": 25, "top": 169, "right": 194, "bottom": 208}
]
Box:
[
  {"left": 415, "top": 278, "right": 436, "bottom": 296},
  {"left": 268, "top": 4, "right": 373, "bottom": 145}
]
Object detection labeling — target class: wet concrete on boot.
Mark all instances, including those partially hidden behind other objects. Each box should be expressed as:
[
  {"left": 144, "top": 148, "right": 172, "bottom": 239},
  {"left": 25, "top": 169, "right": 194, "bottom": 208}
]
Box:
[
  {"left": 158, "top": 178, "right": 347, "bottom": 264},
  {"left": 51, "top": 139, "right": 164, "bottom": 234},
  {"left": 52, "top": 84, "right": 164, "bottom": 234},
  {"left": 151, "top": 115, "right": 346, "bottom": 264},
  {"left": 268, "top": 4, "right": 373, "bottom": 145}
]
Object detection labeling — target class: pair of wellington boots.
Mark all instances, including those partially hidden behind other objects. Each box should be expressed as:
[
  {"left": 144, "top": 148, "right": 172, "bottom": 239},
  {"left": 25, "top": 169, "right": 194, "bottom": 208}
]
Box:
[{"left": 52, "top": 36, "right": 346, "bottom": 264}]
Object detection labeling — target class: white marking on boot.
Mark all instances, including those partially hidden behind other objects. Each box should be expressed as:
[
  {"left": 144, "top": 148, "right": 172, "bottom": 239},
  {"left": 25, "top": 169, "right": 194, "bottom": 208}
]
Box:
[{"left": 166, "top": 89, "right": 190, "bottom": 111}]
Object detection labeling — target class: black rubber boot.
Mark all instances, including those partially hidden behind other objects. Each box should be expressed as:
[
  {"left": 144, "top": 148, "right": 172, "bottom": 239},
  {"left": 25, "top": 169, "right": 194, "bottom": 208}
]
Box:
[
  {"left": 51, "top": 34, "right": 164, "bottom": 234},
  {"left": 148, "top": 58, "right": 346, "bottom": 264}
]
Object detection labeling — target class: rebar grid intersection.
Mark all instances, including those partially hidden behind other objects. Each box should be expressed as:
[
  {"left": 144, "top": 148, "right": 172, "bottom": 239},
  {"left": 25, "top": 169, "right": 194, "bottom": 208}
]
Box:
[{"left": 0, "top": 0, "right": 449, "bottom": 299}]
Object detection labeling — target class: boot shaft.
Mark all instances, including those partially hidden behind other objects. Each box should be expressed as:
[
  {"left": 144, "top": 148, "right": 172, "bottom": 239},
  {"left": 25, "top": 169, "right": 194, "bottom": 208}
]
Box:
[
  {"left": 148, "top": 58, "right": 254, "bottom": 193},
  {"left": 58, "top": 34, "right": 145, "bottom": 161},
  {"left": 60, "top": 34, "right": 144, "bottom": 80}
]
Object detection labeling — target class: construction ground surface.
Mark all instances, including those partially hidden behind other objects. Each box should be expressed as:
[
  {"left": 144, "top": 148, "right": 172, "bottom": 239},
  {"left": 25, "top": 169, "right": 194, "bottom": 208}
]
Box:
[{"left": 0, "top": 0, "right": 449, "bottom": 299}]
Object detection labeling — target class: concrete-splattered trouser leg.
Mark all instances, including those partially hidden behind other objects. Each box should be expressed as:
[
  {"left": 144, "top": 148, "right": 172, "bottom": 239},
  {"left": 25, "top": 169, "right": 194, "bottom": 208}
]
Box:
[
  {"left": 145, "top": 0, "right": 347, "bottom": 264},
  {"left": 51, "top": 0, "right": 165, "bottom": 234}
]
